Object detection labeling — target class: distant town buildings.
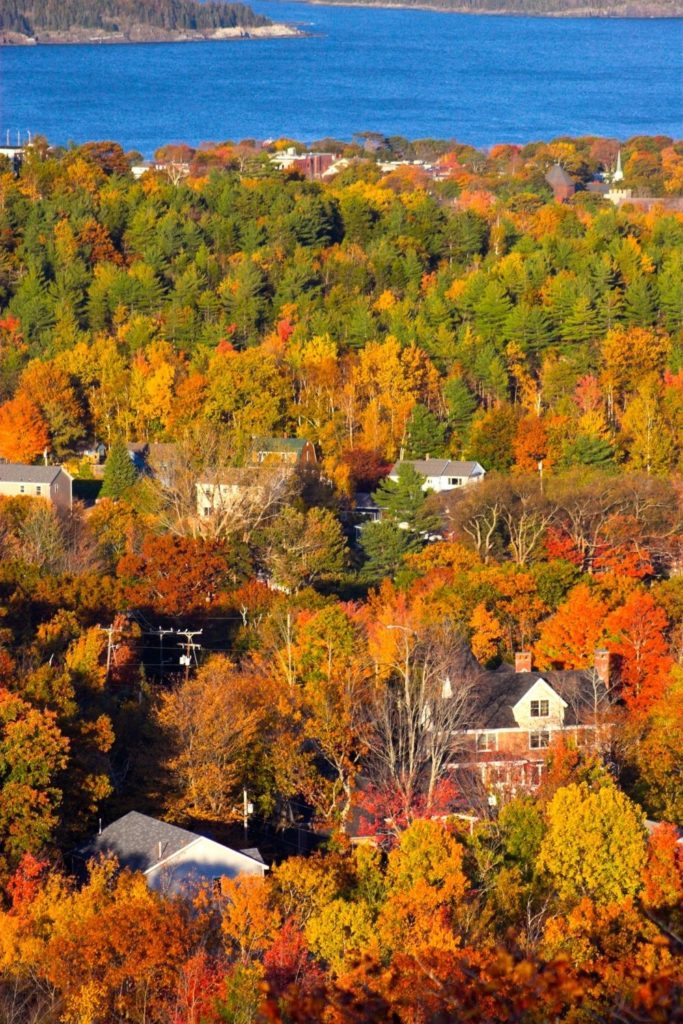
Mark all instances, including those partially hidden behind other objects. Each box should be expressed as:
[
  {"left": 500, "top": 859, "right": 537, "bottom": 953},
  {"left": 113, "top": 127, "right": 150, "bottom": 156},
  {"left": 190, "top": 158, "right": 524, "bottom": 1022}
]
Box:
[
  {"left": 545, "top": 163, "right": 576, "bottom": 202},
  {"left": 269, "top": 147, "right": 338, "bottom": 181}
]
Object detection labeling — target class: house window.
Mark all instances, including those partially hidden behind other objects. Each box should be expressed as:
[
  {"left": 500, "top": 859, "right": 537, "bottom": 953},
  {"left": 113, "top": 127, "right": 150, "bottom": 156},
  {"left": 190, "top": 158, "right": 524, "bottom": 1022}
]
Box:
[
  {"left": 19, "top": 485, "right": 24, "bottom": 493},
  {"left": 529, "top": 731, "right": 550, "bottom": 749},
  {"left": 476, "top": 732, "right": 497, "bottom": 752},
  {"left": 36, "top": 486, "right": 41, "bottom": 496},
  {"left": 447, "top": 477, "right": 464, "bottom": 487},
  {"left": 530, "top": 699, "right": 549, "bottom": 717},
  {"left": 203, "top": 506, "right": 211, "bottom": 518}
]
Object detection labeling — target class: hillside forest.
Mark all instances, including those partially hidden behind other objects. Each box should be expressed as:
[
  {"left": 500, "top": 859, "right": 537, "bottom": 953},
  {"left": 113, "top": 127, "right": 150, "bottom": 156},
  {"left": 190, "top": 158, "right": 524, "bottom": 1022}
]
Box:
[
  {"left": 0, "top": 133, "right": 681, "bottom": 1022},
  {"left": 0, "top": 0, "right": 271, "bottom": 37}
]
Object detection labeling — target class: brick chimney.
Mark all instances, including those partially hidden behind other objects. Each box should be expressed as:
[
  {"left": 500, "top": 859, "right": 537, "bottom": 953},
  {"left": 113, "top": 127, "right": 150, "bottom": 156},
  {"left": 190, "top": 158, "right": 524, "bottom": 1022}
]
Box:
[
  {"left": 594, "top": 649, "right": 610, "bottom": 686},
  {"left": 515, "top": 651, "right": 532, "bottom": 674}
]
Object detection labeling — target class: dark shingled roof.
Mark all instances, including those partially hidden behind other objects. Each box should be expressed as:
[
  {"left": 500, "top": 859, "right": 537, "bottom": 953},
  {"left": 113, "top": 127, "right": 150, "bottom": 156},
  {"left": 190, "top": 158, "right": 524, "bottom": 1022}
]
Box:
[
  {"left": 77, "top": 811, "right": 199, "bottom": 873},
  {"left": 466, "top": 667, "right": 600, "bottom": 730},
  {"left": 545, "top": 164, "right": 575, "bottom": 189},
  {"left": 0, "top": 463, "right": 63, "bottom": 484}
]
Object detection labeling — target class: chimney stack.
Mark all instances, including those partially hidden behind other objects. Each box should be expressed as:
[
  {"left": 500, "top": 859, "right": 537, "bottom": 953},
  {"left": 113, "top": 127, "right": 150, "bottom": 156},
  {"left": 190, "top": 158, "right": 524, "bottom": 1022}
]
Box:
[
  {"left": 515, "top": 651, "right": 532, "bottom": 674},
  {"left": 594, "top": 649, "right": 610, "bottom": 686}
]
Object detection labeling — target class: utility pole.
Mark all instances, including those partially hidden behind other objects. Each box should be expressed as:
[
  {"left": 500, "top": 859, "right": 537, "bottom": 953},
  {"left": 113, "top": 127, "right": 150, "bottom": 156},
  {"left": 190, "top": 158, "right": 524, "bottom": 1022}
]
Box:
[
  {"left": 177, "top": 629, "right": 202, "bottom": 682},
  {"left": 155, "top": 626, "right": 174, "bottom": 673},
  {"left": 100, "top": 621, "right": 123, "bottom": 683},
  {"left": 243, "top": 789, "right": 253, "bottom": 835}
]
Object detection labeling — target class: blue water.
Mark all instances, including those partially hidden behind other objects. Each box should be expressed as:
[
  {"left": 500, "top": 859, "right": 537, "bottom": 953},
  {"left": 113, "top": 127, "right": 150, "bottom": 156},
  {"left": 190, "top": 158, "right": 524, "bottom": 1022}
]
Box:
[{"left": 0, "top": 2, "right": 680, "bottom": 154}]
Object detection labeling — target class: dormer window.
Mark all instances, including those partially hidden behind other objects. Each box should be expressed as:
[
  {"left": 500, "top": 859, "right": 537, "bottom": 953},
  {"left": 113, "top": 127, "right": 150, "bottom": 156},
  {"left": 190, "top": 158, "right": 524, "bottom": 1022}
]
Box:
[{"left": 530, "top": 699, "right": 549, "bottom": 717}]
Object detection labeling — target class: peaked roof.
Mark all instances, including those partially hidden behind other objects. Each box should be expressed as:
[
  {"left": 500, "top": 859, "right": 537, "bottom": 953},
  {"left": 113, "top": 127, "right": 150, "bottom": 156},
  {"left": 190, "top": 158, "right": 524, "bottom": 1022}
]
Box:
[
  {"left": 545, "top": 164, "right": 575, "bottom": 188},
  {"left": 78, "top": 811, "right": 200, "bottom": 873},
  {"left": 466, "top": 667, "right": 600, "bottom": 730},
  {"left": 0, "top": 463, "right": 63, "bottom": 484},
  {"left": 391, "top": 459, "right": 484, "bottom": 478}
]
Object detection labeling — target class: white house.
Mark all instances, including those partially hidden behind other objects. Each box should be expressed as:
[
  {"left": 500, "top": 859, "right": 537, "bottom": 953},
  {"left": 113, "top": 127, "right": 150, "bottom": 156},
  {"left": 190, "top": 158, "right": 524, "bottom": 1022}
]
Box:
[
  {"left": 389, "top": 459, "right": 486, "bottom": 494},
  {"left": 78, "top": 811, "right": 267, "bottom": 894}
]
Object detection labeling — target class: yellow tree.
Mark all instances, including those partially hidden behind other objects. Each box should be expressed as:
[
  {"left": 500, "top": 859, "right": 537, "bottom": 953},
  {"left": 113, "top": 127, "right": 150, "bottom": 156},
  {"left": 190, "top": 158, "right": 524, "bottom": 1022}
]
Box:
[
  {"left": 537, "top": 782, "right": 647, "bottom": 904},
  {"left": 378, "top": 819, "right": 468, "bottom": 956}
]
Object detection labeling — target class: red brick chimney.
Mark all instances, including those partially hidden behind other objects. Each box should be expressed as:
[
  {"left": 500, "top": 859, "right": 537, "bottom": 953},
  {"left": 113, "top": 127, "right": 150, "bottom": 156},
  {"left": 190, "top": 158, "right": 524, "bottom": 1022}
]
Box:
[
  {"left": 515, "top": 651, "right": 532, "bottom": 674},
  {"left": 594, "top": 649, "right": 610, "bottom": 686}
]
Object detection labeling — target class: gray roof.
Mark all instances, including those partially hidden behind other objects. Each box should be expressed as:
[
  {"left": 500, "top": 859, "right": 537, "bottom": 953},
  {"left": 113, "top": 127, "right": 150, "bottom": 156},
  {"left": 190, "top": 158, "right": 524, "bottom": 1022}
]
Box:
[
  {"left": 392, "top": 459, "right": 484, "bottom": 479},
  {"left": 78, "top": 811, "right": 200, "bottom": 872},
  {"left": 0, "top": 463, "right": 63, "bottom": 484},
  {"left": 467, "top": 667, "right": 599, "bottom": 730}
]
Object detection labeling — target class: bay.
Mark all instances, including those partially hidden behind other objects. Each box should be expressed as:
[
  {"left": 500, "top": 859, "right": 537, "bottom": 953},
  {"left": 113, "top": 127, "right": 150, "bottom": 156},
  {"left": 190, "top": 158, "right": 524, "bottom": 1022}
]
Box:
[{"left": 0, "top": 2, "right": 680, "bottom": 155}]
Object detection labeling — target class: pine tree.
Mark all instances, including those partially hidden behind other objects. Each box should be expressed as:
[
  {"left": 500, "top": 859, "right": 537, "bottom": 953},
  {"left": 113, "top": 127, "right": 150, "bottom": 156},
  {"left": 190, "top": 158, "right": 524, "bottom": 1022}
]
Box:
[
  {"left": 444, "top": 378, "right": 477, "bottom": 448},
  {"left": 562, "top": 433, "right": 615, "bottom": 469},
  {"left": 404, "top": 404, "right": 446, "bottom": 460},
  {"left": 373, "top": 463, "right": 440, "bottom": 537},
  {"left": 100, "top": 440, "right": 138, "bottom": 499},
  {"left": 359, "top": 520, "right": 413, "bottom": 582}
]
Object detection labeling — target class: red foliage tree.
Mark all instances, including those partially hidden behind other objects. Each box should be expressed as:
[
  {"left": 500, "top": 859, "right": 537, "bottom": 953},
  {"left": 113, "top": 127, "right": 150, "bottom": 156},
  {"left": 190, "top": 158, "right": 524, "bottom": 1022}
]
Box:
[
  {"left": 117, "top": 535, "right": 235, "bottom": 614},
  {"left": 604, "top": 591, "right": 673, "bottom": 716}
]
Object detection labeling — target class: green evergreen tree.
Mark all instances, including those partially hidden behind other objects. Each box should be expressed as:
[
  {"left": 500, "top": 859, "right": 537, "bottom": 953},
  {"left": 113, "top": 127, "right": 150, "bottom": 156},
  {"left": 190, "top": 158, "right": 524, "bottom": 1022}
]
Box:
[
  {"left": 562, "top": 433, "right": 615, "bottom": 469},
  {"left": 444, "top": 378, "right": 478, "bottom": 446},
  {"left": 100, "top": 439, "right": 138, "bottom": 499},
  {"left": 373, "top": 463, "right": 440, "bottom": 537},
  {"left": 404, "top": 404, "right": 446, "bottom": 460},
  {"left": 359, "top": 519, "right": 413, "bottom": 582},
  {"left": 561, "top": 296, "right": 600, "bottom": 347},
  {"left": 474, "top": 281, "right": 512, "bottom": 343},
  {"left": 623, "top": 276, "right": 656, "bottom": 328}
]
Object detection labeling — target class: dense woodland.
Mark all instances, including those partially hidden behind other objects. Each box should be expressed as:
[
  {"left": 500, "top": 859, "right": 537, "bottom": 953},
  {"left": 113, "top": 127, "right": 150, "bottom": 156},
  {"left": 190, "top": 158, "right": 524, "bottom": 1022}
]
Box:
[
  {"left": 0, "top": 0, "right": 270, "bottom": 37},
  {"left": 0, "top": 134, "right": 681, "bottom": 1022}
]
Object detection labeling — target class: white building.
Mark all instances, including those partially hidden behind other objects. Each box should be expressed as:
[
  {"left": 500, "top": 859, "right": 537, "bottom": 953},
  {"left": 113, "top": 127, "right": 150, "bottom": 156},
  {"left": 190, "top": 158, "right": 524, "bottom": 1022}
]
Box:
[
  {"left": 78, "top": 811, "right": 267, "bottom": 895},
  {"left": 388, "top": 459, "right": 486, "bottom": 494}
]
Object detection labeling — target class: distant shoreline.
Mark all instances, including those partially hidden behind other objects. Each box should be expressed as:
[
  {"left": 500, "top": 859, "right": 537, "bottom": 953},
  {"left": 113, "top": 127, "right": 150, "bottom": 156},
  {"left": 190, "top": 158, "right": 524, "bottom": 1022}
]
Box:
[
  {"left": 0, "top": 23, "right": 303, "bottom": 46},
  {"left": 304, "top": 0, "right": 682, "bottom": 16}
]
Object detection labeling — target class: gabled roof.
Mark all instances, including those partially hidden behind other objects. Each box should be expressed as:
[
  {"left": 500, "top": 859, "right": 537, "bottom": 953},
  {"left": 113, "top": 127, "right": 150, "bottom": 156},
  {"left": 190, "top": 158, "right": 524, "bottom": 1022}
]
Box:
[
  {"left": 545, "top": 164, "right": 575, "bottom": 188},
  {"left": 78, "top": 811, "right": 199, "bottom": 873},
  {"left": 466, "top": 667, "right": 600, "bottom": 730},
  {"left": 254, "top": 437, "right": 309, "bottom": 453},
  {"left": 77, "top": 811, "right": 268, "bottom": 876},
  {"left": 391, "top": 459, "right": 484, "bottom": 479},
  {"left": 0, "top": 463, "right": 63, "bottom": 484}
]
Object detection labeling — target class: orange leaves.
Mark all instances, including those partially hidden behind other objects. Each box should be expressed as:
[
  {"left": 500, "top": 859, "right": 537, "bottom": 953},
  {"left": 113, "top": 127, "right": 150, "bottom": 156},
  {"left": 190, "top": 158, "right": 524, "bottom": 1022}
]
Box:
[
  {"left": 513, "top": 415, "right": 548, "bottom": 473},
  {"left": 535, "top": 584, "right": 608, "bottom": 670},
  {"left": 118, "top": 534, "right": 234, "bottom": 615},
  {"left": 0, "top": 394, "right": 49, "bottom": 463},
  {"left": 157, "top": 655, "right": 268, "bottom": 821},
  {"left": 641, "top": 823, "right": 683, "bottom": 912},
  {"left": 604, "top": 591, "right": 673, "bottom": 716},
  {"left": 469, "top": 602, "right": 503, "bottom": 665},
  {"left": 220, "top": 874, "right": 281, "bottom": 965}
]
